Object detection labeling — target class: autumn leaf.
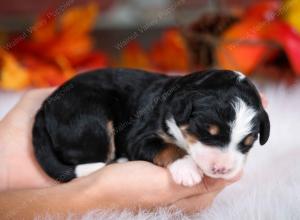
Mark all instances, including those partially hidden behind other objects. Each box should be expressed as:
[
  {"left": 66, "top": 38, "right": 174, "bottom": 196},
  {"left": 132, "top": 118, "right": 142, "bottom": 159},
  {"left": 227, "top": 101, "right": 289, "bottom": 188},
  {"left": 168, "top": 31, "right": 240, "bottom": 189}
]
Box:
[
  {"left": 261, "top": 20, "right": 300, "bottom": 75},
  {"left": 48, "top": 34, "right": 93, "bottom": 64},
  {"left": 60, "top": 2, "right": 99, "bottom": 37},
  {"left": 22, "top": 55, "right": 74, "bottom": 87},
  {"left": 216, "top": 19, "right": 268, "bottom": 74},
  {"left": 1, "top": 2, "right": 109, "bottom": 90},
  {"left": 216, "top": 1, "right": 282, "bottom": 74},
  {"left": 14, "top": 2, "right": 99, "bottom": 64},
  {"left": 284, "top": 0, "right": 300, "bottom": 33},
  {"left": 119, "top": 41, "right": 151, "bottom": 70},
  {"left": 74, "top": 52, "right": 109, "bottom": 71},
  {"left": 32, "top": 9, "right": 56, "bottom": 43},
  {"left": 0, "top": 49, "right": 30, "bottom": 90},
  {"left": 149, "top": 29, "right": 190, "bottom": 73}
]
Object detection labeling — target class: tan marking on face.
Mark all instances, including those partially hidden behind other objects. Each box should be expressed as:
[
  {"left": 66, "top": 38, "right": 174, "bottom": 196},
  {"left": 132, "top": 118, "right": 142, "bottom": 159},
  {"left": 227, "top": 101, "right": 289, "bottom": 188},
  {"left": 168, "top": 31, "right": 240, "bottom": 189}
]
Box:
[
  {"left": 208, "top": 124, "right": 220, "bottom": 136},
  {"left": 106, "top": 121, "right": 115, "bottom": 162},
  {"left": 244, "top": 135, "right": 255, "bottom": 146},
  {"left": 153, "top": 144, "right": 186, "bottom": 167},
  {"left": 185, "top": 133, "right": 198, "bottom": 144},
  {"left": 180, "top": 125, "right": 198, "bottom": 144}
]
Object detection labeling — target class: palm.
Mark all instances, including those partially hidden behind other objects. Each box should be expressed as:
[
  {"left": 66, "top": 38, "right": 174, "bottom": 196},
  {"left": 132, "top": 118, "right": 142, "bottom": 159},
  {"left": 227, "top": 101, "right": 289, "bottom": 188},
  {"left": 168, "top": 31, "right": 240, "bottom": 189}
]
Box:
[{"left": 0, "top": 89, "right": 56, "bottom": 190}]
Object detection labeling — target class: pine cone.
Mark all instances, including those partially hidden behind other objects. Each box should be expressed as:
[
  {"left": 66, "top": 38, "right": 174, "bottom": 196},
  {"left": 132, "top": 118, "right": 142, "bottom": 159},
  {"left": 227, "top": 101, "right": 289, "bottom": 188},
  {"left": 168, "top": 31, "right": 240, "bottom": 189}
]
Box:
[{"left": 184, "top": 13, "right": 238, "bottom": 68}]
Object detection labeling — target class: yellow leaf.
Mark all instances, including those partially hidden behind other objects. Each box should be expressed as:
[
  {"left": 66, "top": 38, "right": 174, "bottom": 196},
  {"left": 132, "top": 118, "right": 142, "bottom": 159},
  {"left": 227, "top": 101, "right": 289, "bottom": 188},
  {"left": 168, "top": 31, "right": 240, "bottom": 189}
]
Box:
[
  {"left": 0, "top": 50, "right": 30, "bottom": 90},
  {"left": 284, "top": 0, "right": 300, "bottom": 33}
]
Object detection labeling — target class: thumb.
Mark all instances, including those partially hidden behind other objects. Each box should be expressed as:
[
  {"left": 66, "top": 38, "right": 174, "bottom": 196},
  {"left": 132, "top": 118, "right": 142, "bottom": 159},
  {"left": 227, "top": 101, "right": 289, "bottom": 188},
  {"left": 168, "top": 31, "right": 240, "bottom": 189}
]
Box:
[{"left": 180, "top": 171, "right": 243, "bottom": 197}]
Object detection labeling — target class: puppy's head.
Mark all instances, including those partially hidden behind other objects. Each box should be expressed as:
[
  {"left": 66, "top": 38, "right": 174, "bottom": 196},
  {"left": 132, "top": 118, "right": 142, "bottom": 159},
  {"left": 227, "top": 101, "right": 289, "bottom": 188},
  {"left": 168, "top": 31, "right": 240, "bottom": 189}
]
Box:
[{"left": 165, "top": 70, "right": 270, "bottom": 179}]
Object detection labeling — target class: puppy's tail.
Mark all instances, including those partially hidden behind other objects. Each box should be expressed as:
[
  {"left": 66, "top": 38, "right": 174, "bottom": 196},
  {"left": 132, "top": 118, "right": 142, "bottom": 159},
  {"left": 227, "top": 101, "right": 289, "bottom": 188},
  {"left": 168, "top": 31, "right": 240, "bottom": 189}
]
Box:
[{"left": 32, "top": 108, "right": 76, "bottom": 182}]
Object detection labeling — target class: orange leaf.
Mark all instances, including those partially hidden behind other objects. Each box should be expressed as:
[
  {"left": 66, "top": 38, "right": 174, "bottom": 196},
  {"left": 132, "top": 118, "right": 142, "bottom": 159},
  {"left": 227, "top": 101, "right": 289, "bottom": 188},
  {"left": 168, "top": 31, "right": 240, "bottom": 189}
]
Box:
[
  {"left": 74, "top": 52, "right": 109, "bottom": 71},
  {"left": 1, "top": 2, "right": 105, "bottom": 90},
  {"left": 29, "top": 3, "right": 99, "bottom": 63},
  {"left": 22, "top": 55, "right": 74, "bottom": 87},
  {"left": 149, "top": 29, "right": 190, "bottom": 73},
  {"left": 48, "top": 2, "right": 99, "bottom": 64},
  {"left": 60, "top": 2, "right": 98, "bottom": 37},
  {"left": 216, "top": 19, "right": 268, "bottom": 74},
  {"left": 119, "top": 41, "right": 151, "bottom": 70},
  {"left": 32, "top": 9, "right": 56, "bottom": 43},
  {"left": 49, "top": 34, "right": 93, "bottom": 64}
]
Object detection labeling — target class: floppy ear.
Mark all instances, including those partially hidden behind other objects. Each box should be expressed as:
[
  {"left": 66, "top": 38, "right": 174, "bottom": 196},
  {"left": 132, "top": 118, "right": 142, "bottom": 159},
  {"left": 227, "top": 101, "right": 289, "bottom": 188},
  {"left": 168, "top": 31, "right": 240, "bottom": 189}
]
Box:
[
  {"left": 171, "top": 98, "right": 193, "bottom": 124},
  {"left": 259, "top": 110, "right": 270, "bottom": 145}
]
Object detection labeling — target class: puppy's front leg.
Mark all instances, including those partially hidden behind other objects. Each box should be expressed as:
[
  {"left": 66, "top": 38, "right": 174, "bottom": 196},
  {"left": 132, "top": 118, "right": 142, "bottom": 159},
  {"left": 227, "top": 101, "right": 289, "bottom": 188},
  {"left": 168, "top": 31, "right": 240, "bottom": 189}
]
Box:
[
  {"left": 168, "top": 156, "right": 203, "bottom": 187},
  {"left": 153, "top": 144, "right": 203, "bottom": 187}
]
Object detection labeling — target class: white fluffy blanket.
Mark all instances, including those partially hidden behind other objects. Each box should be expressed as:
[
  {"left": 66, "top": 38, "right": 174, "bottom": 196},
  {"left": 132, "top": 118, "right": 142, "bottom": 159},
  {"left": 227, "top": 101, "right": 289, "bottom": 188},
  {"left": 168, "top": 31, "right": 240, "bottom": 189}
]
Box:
[{"left": 1, "top": 82, "right": 300, "bottom": 220}]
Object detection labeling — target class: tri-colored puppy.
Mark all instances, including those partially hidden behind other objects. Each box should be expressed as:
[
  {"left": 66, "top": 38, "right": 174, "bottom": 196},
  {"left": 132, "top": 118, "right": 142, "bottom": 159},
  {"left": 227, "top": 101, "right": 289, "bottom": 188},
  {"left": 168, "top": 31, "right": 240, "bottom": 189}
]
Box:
[{"left": 32, "top": 68, "right": 270, "bottom": 186}]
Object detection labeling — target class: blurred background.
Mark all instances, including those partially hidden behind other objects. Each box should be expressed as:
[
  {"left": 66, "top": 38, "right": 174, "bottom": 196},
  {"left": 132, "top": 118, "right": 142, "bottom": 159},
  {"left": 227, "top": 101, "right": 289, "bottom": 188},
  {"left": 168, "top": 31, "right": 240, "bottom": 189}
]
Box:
[
  {"left": 1, "top": 2, "right": 300, "bottom": 217},
  {"left": 0, "top": 0, "right": 300, "bottom": 117}
]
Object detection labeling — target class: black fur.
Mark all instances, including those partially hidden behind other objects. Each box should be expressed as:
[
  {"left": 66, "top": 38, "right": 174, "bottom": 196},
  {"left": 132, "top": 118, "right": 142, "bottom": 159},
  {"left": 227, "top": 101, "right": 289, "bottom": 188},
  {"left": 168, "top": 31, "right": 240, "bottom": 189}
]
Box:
[{"left": 32, "top": 68, "right": 270, "bottom": 182}]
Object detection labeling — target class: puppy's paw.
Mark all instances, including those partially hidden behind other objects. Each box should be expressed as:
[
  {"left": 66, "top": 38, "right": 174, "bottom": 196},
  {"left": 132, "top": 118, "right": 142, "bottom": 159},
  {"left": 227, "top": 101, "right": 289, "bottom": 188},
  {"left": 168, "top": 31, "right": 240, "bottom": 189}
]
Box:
[{"left": 168, "top": 156, "right": 203, "bottom": 187}]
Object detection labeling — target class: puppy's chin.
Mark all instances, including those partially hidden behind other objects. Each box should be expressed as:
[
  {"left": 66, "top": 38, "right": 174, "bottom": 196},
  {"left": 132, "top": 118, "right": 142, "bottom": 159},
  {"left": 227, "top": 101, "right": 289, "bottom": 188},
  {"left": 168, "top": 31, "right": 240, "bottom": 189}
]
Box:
[{"left": 203, "top": 167, "right": 243, "bottom": 180}]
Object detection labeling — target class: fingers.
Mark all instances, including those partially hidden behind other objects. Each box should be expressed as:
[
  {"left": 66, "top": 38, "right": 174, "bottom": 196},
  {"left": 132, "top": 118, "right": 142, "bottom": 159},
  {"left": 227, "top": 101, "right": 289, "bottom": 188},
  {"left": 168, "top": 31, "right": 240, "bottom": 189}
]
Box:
[
  {"left": 1, "top": 88, "right": 56, "bottom": 132},
  {"left": 5, "top": 88, "right": 56, "bottom": 121},
  {"left": 176, "top": 171, "right": 243, "bottom": 198},
  {"left": 19, "top": 88, "right": 56, "bottom": 115},
  {"left": 170, "top": 172, "right": 243, "bottom": 214},
  {"left": 171, "top": 189, "right": 222, "bottom": 215},
  {"left": 259, "top": 92, "right": 268, "bottom": 108},
  {"left": 201, "top": 171, "right": 243, "bottom": 193}
]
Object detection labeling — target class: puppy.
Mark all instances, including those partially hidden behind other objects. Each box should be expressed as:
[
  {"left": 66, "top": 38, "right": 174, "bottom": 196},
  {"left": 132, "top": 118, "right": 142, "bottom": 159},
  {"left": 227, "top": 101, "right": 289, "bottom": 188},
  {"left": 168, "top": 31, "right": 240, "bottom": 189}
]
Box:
[{"left": 32, "top": 68, "right": 270, "bottom": 186}]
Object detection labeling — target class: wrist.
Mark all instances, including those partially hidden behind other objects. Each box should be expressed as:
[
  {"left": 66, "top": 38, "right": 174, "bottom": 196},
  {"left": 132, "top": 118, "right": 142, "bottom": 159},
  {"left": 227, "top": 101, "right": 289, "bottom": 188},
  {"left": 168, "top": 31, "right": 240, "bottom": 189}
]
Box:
[
  {"left": 70, "top": 171, "right": 137, "bottom": 212},
  {"left": 0, "top": 123, "right": 9, "bottom": 191},
  {"left": 30, "top": 181, "right": 93, "bottom": 218},
  {"left": 65, "top": 174, "right": 111, "bottom": 212}
]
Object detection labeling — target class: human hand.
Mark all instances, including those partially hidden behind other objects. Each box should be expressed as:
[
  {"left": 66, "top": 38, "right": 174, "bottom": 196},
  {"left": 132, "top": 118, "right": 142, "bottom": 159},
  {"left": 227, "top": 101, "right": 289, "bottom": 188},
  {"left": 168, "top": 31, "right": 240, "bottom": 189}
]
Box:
[
  {"left": 0, "top": 89, "right": 57, "bottom": 190},
  {"left": 260, "top": 92, "right": 268, "bottom": 108},
  {"left": 0, "top": 161, "right": 241, "bottom": 219},
  {"left": 71, "top": 161, "right": 242, "bottom": 214}
]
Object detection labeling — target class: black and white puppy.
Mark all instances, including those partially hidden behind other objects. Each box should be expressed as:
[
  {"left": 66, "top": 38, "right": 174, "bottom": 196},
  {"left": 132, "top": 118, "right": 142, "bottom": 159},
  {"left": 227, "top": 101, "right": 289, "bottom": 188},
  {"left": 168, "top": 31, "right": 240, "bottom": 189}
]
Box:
[{"left": 32, "top": 68, "right": 270, "bottom": 186}]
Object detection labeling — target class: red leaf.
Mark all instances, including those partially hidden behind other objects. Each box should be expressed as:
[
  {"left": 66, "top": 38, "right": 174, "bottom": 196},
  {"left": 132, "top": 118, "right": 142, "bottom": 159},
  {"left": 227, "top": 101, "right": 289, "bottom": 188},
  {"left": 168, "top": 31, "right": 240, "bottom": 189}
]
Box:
[
  {"left": 262, "top": 20, "right": 300, "bottom": 75},
  {"left": 244, "top": 1, "right": 280, "bottom": 21}
]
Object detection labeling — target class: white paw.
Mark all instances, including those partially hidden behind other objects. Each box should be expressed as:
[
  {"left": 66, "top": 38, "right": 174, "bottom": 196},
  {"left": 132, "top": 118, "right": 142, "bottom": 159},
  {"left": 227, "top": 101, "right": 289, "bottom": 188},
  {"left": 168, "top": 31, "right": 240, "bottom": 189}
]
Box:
[{"left": 168, "top": 156, "right": 203, "bottom": 187}]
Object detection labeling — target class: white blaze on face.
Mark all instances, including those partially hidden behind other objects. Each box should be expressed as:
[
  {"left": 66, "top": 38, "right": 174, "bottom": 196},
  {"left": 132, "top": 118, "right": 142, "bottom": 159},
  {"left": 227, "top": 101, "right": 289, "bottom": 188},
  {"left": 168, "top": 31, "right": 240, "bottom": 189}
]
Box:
[
  {"left": 229, "top": 98, "right": 257, "bottom": 151},
  {"left": 189, "top": 98, "right": 257, "bottom": 179},
  {"left": 165, "top": 98, "right": 257, "bottom": 180},
  {"left": 165, "top": 117, "right": 189, "bottom": 150}
]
